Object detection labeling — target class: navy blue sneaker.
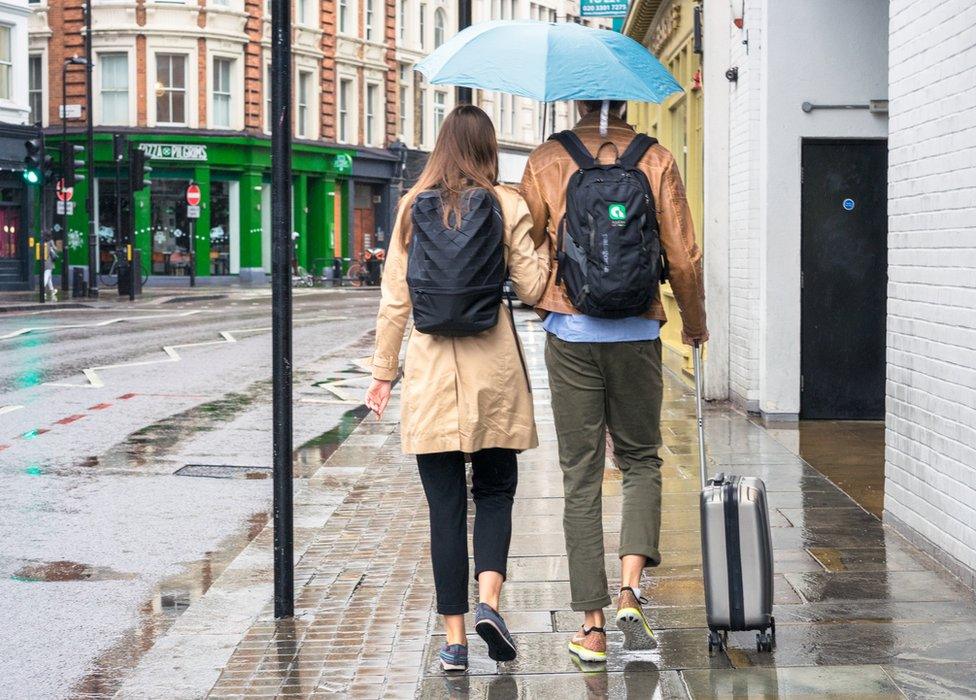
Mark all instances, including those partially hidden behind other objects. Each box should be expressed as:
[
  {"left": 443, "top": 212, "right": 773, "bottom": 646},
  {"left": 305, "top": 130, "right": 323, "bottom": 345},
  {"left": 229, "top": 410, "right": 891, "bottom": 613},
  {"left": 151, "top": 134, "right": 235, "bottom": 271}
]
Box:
[
  {"left": 475, "top": 602, "right": 517, "bottom": 662},
  {"left": 439, "top": 643, "right": 468, "bottom": 672}
]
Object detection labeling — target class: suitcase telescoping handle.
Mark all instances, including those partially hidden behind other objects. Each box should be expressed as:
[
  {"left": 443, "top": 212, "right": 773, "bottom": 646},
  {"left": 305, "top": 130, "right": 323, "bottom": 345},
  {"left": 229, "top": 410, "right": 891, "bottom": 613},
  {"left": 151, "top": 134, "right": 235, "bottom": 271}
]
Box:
[{"left": 692, "top": 341, "right": 707, "bottom": 489}]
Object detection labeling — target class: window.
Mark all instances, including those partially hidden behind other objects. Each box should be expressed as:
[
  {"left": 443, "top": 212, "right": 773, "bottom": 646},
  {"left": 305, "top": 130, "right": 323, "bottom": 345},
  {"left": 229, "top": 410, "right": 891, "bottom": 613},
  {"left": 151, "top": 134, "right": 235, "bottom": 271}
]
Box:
[
  {"left": 500, "top": 93, "right": 508, "bottom": 133},
  {"left": 297, "top": 0, "right": 308, "bottom": 23},
  {"left": 434, "top": 8, "right": 445, "bottom": 48},
  {"left": 297, "top": 71, "right": 311, "bottom": 137},
  {"left": 509, "top": 95, "right": 516, "bottom": 136},
  {"left": 399, "top": 85, "right": 408, "bottom": 137},
  {"left": 339, "top": 0, "right": 349, "bottom": 33},
  {"left": 433, "top": 91, "right": 446, "bottom": 140},
  {"left": 398, "top": 0, "right": 406, "bottom": 42},
  {"left": 419, "top": 3, "right": 426, "bottom": 49},
  {"left": 100, "top": 53, "right": 129, "bottom": 125},
  {"left": 338, "top": 78, "right": 351, "bottom": 142},
  {"left": 212, "top": 57, "right": 232, "bottom": 128},
  {"left": 29, "top": 55, "right": 43, "bottom": 125},
  {"left": 264, "top": 64, "right": 271, "bottom": 131},
  {"left": 0, "top": 26, "right": 11, "bottom": 101},
  {"left": 418, "top": 87, "right": 426, "bottom": 144},
  {"left": 155, "top": 54, "right": 186, "bottom": 125},
  {"left": 366, "top": 83, "right": 378, "bottom": 144},
  {"left": 365, "top": 0, "right": 375, "bottom": 40}
]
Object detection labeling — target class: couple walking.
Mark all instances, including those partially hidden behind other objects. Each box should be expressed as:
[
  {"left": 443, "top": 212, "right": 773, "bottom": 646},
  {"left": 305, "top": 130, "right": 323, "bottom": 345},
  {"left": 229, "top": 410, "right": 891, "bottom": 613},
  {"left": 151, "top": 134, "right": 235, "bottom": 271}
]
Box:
[{"left": 365, "top": 101, "right": 707, "bottom": 671}]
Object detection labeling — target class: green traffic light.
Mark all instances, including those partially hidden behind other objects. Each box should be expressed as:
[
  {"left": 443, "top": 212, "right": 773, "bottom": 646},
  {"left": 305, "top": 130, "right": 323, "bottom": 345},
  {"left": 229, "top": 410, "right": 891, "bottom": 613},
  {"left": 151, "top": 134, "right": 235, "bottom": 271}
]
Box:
[{"left": 23, "top": 169, "right": 40, "bottom": 185}]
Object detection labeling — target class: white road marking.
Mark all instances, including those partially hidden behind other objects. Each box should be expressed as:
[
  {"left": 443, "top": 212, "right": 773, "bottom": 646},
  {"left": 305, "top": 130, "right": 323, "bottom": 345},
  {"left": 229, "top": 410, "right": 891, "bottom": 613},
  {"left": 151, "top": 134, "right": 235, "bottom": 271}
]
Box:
[
  {"left": 0, "top": 405, "right": 25, "bottom": 416},
  {"left": 42, "top": 316, "right": 353, "bottom": 389},
  {"left": 0, "top": 310, "right": 208, "bottom": 341}
]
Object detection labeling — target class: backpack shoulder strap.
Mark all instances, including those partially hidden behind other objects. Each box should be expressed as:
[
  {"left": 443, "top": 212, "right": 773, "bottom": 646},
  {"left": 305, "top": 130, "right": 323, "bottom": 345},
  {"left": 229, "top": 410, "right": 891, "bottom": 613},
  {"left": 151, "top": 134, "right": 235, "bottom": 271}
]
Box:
[
  {"left": 618, "top": 134, "right": 658, "bottom": 169},
  {"left": 549, "top": 130, "right": 596, "bottom": 169}
]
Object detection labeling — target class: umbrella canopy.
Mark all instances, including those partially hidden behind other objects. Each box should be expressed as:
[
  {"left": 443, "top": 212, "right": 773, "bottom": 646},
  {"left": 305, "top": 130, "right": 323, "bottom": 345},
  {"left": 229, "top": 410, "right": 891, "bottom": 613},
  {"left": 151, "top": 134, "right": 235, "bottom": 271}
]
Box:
[{"left": 415, "top": 20, "right": 682, "bottom": 103}]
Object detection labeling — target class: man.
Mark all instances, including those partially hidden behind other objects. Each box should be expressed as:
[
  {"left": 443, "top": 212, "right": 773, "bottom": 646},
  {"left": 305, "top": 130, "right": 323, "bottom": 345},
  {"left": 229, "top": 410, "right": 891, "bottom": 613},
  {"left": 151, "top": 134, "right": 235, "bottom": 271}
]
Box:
[{"left": 520, "top": 100, "right": 708, "bottom": 661}]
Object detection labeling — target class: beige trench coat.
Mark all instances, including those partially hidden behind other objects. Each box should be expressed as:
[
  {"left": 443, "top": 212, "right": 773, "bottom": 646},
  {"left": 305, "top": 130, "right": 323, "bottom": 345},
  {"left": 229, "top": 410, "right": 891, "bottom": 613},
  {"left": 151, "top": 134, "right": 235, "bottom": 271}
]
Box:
[{"left": 371, "top": 185, "right": 550, "bottom": 455}]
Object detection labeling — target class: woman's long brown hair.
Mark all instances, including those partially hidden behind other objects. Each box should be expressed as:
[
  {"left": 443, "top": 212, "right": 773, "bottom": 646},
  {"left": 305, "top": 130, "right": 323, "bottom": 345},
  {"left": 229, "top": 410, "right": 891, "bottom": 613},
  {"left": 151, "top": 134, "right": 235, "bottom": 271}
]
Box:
[{"left": 401, "top": 104, "right": 499, "bottom": 239}]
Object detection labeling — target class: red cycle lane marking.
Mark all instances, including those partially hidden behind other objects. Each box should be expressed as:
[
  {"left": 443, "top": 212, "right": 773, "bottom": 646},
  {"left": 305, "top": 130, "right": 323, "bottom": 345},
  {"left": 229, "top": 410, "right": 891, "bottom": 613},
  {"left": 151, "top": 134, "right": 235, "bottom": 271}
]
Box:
[
  {"left": 116, "top": 393, "right": 137, "bottom": 400},
  {"left": 0, "top": 445, "right": 9, "bottom": 452},
  {"left": 88, "top": 403, "right": 112, "bottom": 411},
  {"left": 56, "top": 415, "right": 86, "bottom": 425}
]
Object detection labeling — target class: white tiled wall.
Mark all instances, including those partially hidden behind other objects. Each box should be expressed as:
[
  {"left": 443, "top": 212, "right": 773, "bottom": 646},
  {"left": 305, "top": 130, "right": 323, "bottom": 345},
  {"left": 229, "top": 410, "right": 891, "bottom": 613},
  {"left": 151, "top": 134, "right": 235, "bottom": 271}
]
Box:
[{"left": 884, "top": 0, "right": 976, "bottom": 584}]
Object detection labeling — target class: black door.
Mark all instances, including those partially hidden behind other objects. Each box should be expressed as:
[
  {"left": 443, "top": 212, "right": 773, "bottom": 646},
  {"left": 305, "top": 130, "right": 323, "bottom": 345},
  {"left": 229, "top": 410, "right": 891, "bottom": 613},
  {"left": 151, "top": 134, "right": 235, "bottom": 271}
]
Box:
[{"left": 801, "top": 140, "right": 887, "bottom": 419}]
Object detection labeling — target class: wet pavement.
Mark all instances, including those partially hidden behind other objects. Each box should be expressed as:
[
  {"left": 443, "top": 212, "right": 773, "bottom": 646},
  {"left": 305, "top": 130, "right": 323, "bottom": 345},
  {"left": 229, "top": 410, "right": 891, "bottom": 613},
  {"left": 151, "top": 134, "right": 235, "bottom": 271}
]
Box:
[
  {"left": 0, "top": 290, "right": 381, "bottom": 697},
  {"left": 78, "top": 310, "right": 976, "bottom": 698}
]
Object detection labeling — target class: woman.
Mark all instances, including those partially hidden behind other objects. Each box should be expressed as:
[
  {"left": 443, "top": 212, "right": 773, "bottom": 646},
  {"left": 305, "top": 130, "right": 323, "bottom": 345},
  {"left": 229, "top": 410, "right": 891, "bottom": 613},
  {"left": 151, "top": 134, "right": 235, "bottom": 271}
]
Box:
[{"left": 365, "top": 105, "right": 549, "bottom": 672}]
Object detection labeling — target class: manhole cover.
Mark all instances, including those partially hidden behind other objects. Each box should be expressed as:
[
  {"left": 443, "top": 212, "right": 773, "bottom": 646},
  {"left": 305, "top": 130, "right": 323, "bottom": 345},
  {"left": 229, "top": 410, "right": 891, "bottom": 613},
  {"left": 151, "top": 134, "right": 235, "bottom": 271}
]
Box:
[{"left": 175, "top": 464, "right": 271, "bottom": 479}]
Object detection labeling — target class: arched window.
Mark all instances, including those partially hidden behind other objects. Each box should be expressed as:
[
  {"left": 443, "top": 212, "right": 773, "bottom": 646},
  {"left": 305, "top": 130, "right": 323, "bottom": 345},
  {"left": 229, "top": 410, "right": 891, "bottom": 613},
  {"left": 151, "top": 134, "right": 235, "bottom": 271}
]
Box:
[{"left": 434, "top": 8, "right": 446, "bottom": 48}]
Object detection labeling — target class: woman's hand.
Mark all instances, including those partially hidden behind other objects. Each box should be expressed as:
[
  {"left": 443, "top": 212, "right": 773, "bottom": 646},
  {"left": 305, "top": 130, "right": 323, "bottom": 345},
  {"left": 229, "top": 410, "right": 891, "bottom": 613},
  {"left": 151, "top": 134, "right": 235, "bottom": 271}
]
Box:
[{"left": 365, "top": 379, "right": 392, "bottom": 419}]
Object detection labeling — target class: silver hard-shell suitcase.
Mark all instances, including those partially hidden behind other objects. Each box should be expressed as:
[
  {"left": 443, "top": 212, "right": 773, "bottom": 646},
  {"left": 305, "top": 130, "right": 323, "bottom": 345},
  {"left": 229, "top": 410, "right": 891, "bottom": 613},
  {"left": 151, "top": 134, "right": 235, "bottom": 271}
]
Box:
[{"left": 692, "top": 344, "right": 776, "bottom": 652}]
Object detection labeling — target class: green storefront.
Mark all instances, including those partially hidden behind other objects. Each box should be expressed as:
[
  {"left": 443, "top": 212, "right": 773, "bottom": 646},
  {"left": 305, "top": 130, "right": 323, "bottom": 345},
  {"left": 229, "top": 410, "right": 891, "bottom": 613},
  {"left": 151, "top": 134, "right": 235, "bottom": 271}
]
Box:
[{"left": 53, "top": 131, "right": 354, "bottom": 285}]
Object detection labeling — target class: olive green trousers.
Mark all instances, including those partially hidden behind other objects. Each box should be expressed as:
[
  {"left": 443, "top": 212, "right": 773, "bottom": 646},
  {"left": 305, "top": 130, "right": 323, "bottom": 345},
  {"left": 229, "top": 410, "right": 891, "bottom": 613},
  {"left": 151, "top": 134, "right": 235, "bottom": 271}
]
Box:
[{"left": 545, "top": 334, "right": 664, "bottom": 612}]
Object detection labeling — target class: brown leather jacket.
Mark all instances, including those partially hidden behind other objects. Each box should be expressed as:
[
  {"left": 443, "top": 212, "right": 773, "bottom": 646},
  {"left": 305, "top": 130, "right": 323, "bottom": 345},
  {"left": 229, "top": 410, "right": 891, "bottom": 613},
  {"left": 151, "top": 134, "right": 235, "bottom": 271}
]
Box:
[{"left": 519, "top": 111, "right": 708, "bottom": 343}]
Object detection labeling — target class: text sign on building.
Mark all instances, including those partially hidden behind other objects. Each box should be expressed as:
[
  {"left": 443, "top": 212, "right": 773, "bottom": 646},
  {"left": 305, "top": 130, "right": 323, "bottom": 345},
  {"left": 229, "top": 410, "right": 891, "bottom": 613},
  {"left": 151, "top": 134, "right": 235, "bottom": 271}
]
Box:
[
  {"left": 580, "top": 0, "right": 629, "bottom": 17},
  {"left": 139, "top": 144, "right": 209, "bottom": 161},
  {"left": 59, "top": 104, "right": 82, "bottom": 119}
]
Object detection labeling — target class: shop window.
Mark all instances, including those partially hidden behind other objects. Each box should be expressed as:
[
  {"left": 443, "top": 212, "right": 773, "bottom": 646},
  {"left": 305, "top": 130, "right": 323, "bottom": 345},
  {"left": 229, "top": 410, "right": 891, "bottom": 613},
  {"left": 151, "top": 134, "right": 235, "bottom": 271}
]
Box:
[
  {"left": 434, "top": 91, "right": 446, "bottom": 140},
  {"left": 212, "top": 57, "right": 233, "bottom": 129},
  {"left": 150, "top": 179, "right": 192, "bottom": 276},
  {"left": 211, "top": 181, "right": 232, "bottom": 275},
  {"left": 155, "top": 54, "right": 187, "bottom": 125},
  {"left": 100, "top": 53, "right": 129, "bottom": 126},
  {"left": 0, "top": 26, "right": 11, "bottom": 101},
  {"left": 97, "top": 178, "right": 127, "bottom": 274},
  {"left": 29, "top": 55, "right": 43, "bottom": 125},
  {"left": 434, "top": 8, "right": 445, "bottom": 48}
]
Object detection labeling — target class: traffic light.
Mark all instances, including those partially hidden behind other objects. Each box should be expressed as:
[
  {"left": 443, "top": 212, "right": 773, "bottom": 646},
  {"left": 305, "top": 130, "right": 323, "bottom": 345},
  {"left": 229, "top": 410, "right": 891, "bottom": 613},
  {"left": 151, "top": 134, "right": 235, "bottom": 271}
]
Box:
[
  {"left": 23, "top": 139, "right": 41, "bottom": 185},
  {"left": 62, "top": 142, "right": 85, "bottom": 187},
  {"left": 128, "top": 145, "right": 152, "bottom": 192},
  {"left": 43, "top": 152, "right": 56, "bottom": 185}
]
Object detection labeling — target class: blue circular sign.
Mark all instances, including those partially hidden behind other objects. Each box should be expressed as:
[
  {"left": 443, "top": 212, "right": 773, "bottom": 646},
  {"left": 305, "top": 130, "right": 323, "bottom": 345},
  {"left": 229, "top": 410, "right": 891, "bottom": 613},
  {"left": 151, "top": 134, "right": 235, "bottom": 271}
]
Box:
[{"left": 842, "top": 198, "right": 855, "bottom": 211}]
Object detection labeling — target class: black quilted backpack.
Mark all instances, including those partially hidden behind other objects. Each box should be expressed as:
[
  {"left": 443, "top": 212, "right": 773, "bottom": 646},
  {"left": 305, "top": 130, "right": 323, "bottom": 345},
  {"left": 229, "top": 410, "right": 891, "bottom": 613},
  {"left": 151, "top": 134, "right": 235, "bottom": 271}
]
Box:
[
  {"left": 550, "top": 130, "right": 666, "bottom": 319},
  {"left": 406, "top": 188, "right": 505, "bottom": 336}
]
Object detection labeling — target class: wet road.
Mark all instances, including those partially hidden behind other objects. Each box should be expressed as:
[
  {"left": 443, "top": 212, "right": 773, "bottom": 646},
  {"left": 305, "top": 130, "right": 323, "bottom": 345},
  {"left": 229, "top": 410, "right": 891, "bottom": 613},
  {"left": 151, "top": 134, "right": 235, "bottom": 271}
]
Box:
[{"left": 0, "top": 289, "right": 382, "bottom": 697}]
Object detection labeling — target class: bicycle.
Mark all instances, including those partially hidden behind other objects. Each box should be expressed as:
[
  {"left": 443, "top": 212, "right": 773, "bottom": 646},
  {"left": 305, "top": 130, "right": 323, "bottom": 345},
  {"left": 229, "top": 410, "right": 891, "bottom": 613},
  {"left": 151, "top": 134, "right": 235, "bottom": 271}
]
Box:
[
  {"left": 98, "top": 249, "right": 151, "bottom": 287},
  {"left": 346, "top": 248, "right": 386, "bottom": 287}
]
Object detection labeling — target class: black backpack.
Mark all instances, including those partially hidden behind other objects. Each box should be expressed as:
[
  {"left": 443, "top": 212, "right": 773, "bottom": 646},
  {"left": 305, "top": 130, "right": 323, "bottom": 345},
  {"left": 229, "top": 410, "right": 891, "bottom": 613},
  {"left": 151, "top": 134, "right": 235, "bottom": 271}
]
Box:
[
  {"left": 551, "top": 130, "right": 667, "bottom": 319},
  {"left": 406, "top": 188, "right": 505, "bottom": 336}
]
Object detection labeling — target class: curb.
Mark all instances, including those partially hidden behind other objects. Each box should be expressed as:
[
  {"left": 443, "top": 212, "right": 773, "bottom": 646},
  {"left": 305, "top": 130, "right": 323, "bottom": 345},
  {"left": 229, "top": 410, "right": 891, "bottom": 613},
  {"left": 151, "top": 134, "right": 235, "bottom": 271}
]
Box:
[{"left": 0, "top": 302, "right": 91, "bottom": 313}]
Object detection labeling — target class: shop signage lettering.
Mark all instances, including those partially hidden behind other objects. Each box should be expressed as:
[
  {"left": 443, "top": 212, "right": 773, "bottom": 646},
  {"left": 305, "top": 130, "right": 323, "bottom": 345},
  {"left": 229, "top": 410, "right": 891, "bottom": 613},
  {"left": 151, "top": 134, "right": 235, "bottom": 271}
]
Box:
[
  {"left": 139, "top": 144, "right": 209, "bottom": 161},
  {"left": 580, "top": 0, "right": 629, "bottom": 18}
]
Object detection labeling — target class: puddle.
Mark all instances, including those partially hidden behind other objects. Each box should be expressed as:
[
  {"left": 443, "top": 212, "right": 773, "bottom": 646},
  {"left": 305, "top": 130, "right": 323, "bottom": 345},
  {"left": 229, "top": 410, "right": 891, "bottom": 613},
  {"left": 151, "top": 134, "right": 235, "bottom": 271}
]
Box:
[
  {"left": 293, "top": 405, "right": 370, "bottom": 477},
  {"left": 11, "top": 560, "right": 137, "bottom": 583}
]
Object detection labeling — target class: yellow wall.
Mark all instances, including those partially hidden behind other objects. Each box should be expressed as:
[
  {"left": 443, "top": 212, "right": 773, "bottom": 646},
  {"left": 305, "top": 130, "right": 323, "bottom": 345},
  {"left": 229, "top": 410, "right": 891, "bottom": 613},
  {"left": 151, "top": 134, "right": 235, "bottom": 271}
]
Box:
[{"left": 628, "top": 0, "right": 703, "bottom": 383}]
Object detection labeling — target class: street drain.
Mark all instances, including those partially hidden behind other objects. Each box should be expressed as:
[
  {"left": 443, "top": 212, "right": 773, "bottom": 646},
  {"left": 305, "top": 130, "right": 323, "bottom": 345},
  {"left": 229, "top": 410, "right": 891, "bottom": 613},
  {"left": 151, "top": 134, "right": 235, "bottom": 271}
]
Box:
[{"left": 175, "top": 464, "right": 272, "bottom": 479}]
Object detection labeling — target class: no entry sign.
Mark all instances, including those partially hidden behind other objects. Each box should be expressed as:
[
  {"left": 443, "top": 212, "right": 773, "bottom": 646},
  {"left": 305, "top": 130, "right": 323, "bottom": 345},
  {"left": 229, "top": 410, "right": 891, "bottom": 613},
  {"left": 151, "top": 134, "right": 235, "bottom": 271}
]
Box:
[
  {"left": 56, "top": 179, "right": 73, "bottom": 202},
  {"left": 186, "top": 183, "right": 201, "bottom": 206}
]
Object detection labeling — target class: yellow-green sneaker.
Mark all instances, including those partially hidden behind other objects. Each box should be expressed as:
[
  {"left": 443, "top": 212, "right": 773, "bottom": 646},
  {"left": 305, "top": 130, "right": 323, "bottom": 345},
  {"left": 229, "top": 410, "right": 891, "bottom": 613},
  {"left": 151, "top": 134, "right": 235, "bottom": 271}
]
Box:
[
  {"left": 568, "top": 625, "right": 607, "bottom": 662},
  {"left": 616, "top": 586, "right": 657, "bottom": 650}
]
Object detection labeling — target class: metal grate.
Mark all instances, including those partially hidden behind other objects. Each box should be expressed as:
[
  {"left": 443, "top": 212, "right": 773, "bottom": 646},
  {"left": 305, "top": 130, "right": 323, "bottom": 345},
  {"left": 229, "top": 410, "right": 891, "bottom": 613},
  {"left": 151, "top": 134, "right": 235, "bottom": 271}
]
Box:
[{"left": 175, "top": 464, "right": 272, "bottom": 479}]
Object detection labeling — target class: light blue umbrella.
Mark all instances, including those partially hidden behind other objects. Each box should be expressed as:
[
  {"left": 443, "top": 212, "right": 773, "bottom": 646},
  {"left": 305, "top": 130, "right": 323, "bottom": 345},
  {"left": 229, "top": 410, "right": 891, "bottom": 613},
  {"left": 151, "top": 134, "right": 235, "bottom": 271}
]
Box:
[{"left": 415, "top": 20, "right": 682, "bottom": 103}]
